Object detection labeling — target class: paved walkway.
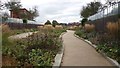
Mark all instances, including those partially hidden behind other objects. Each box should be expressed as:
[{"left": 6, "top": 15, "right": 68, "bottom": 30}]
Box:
[
  {"left": 61, "top": 30, "right": 113, "bottom": 66},
  {"left": 8, "top": 31, "right": 38, "bottom": 39}
]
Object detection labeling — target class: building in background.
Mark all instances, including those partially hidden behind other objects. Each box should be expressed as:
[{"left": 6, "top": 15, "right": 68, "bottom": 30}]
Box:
[
  {"left": 10, "top": 8, "right": 33, "bottom": 20},
  {"left": 68, "top": 22, "right": 80, "bottom": 26}
]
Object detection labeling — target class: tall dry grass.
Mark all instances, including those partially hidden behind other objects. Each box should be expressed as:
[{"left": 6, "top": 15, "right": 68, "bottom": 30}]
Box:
[
  {"left": 106, "top": 22, "right": 119, "bottom": 38},
  {"left": 44, "top": 25, "right": 54, "bottom": 30},
  {"left": 84, "top": 24, "right": 95, "bottom": 33},
  {"left": 2, "top": 24, "right": 11, "bottom": 34},
  {"left": 79, "top": 25, "right": 82, "bottom": 29},
  {"left": 37, "top": 26, "right": 44, "bottom": 31},
  {"left": 67, "top": 26, "right": 80, "bottom": 30},
  {"left": 37, "top": 25, "right": 54, "bottom": 32},
  {"left": 38, "top": 25, "right": 54, "bottom": 33},
  {"left": 55, "top": 25, "right": 63, "bottom": 30}
]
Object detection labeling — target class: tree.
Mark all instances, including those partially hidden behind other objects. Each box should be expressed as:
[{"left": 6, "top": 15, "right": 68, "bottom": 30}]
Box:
[
  {"left": 81, "top": 18, "right": 88, "bottom": 27},
  {"left": 5, "top": 1, "right": 22, "bottom": 17},
  {"left": 52, "top": 20, "right": 59, "bottom": 27},
  {"left": 45, "top": 20, "right": 51, "bottom": 25},
  {"left": 19, "top": 6, "right": 39, "bottom": 20},
  {"left": 29, "top": 6, "right": 39, "bottom": 20},
  {"left": 19, "top": 12, "right": 28, "bottom": 19},
  {"left": 5, "top": 1, "right": 22, "bottom": 12},
  {"left": 23, "top": 19, "right": 27, "bottom": 24},
  {"left": 5, "top": 1, "right": 39, "bottom": 21},
  {"left": 0, "top": 1, "right": 4, "bottom": 10},
  {"left": 3, "top": 12, "right": 9, "bottom": 17},
  {"left": 80, "top": 2, "right": 102, "bottom": 18},
  {"left": 80, "top": 6, "right": 90, "bottom": 18},
  {"left": 2, "top": 12, "right": 9, "bottom": 22}
]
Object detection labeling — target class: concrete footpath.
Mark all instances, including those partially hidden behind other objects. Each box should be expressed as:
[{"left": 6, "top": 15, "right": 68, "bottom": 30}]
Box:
[
  {"left": 61, "top": 30, "right": 114, "bottom": 66},
  {"left": 9, "top": 31, "right": 38, "bottom": 39}
]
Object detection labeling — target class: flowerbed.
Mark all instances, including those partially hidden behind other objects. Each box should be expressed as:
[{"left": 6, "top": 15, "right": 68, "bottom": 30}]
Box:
[{"left": 2, "top": 24, "right": 66, "bottom": 66}]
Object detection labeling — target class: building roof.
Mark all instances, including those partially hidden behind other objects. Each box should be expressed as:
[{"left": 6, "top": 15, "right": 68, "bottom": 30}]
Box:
[{"left": 10, "top": 8, "right": 31, "bottom": 14}]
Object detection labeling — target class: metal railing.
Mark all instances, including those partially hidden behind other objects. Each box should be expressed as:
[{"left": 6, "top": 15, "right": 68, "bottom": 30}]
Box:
[
  {"left": 88, "top": 0, "right": 120, "bottom": 21},
  {"left": 87, "top": 0, "right": 120, "bottom": 32}
]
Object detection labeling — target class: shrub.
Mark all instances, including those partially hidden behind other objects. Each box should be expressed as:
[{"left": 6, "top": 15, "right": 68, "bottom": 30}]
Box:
[
  {"left": 2, "top": 25, "right": 64, "bottom": 66},
  {"left": 2, "top": 24, "right": 13, "bottom": 50},
  {"left": 73, "top": 26, "right": 80, "bottom": 30},
  {"left": 97, "top": 44, "right": 120, "bottom": 64},
  {"left": 79, "top": 25, "right": 82, "bottom": 29},
  {"left": 84, "top": 24, "right": 95, "bottom": 33},
  {"left": 2, "top": 24, "right": 27, "bottom": 66},
  {"left": 75, "top": 29, "right": 86, "bottom": 38},
  {"left": 22, "top": 30, "right": 63, "bottom": 66},
  {"left": 28, "top": 49, "right": 55, "bottom": 66},
  {"left": 25, "top": 32, "right": 62, "bottom": 51},
  {"left": 2, "top": 55, "right": 18, "bottom": 66},
  {"left": 2, "top": 24, "right": 11, "bottom": 35},
  {"left": 55, "top": 25, "right": 63, "bottom": 30},
  {"left": 106, "top": 22, "right": 119, "bottom": 38},
  {"left": 23, "top": 19, "right": 27, "bottom": 24},
  {"left": 81, "top": 18, "right": 88, "bottom": 27},
  {"left": 37, "top": 26, "right": 44, "bottom": 30},
  {"left": 43, "top": 25, "right": 54, "bottom": 30},
  {"left": 67, "top": 26, "right": 80, "bottom": 30}
]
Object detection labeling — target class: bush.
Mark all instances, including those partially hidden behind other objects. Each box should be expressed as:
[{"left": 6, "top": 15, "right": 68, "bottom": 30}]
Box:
[
  {"left": 23, "top": 19, "right": 27, "bottom": 24},
  {"left": 2, "top": 24, "right": 27, "bottom": 66},
  {"left": 97, "top": 44, "right": 120, "bottom": 63},
  {"left": 26, "top": 31, "right": 62, "bottom": 50},
  {"left": 2, "top": 24, "right": 65, "bottom": 66},
  {"left": 84, "top": 24, "right": 95, "bottom": 33},
  {"left": 81, "top": 18, "right": 88, "bottom": 27},
  {"left": 43, "top": 25, "right": 54, "bottom": 30},
  {"left": 67, "top": 26, "right": 80, "bottom": 30},
  {"left": 37, "top": 26, "right": 44, "bottom": 30},
  {"left": 28, "top": 49, "right": 55, "bottom": 66},
  {"left": 106, "top": 22, "right": 119, "bottom": 38},
  {"left": 2, "top": 24, "right": 11, "bottom": 47},
  {"left": 2, "top": 24, "right": 11, "bottom": 35},
  {"left": 55, "top": 25, "right": 63, "bottom": 30},
  {"left": 75, "top": 29, "right": 87, "bottom": 39}
]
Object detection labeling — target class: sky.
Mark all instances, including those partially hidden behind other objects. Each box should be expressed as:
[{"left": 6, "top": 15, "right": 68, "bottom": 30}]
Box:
[{"left": 2, "top": 0, "right": 106, "bottom": 24}]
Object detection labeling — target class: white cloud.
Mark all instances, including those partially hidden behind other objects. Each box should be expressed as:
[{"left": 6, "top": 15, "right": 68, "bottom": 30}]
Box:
[{"left": 29, "top": 0, "right": 85, "bottom": 23}]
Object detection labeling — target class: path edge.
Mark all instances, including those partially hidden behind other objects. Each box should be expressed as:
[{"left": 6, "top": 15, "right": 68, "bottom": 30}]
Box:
[
  {"left": 52, "top": 32, "right": 66, "bottom": 68},
  {"left": 74, "top": 33, "right": 120, "bottom": 68}
]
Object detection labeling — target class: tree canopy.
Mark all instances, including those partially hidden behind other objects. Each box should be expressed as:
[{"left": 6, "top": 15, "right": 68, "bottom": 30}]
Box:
[
  {"left": 29, "top": 6, "right": 39, "bottom": 20},
  {"left": 5, "top": 1, "right": 22, "bottom": 13},
  {"left": 80, "top": 2, "right": 102, "bottom": 18},
  {"left": 2, "top": 12, "right": 9, "bottom": 22},
  {"left": 81, "top": 18, "right": 88, "bottom": 27},
  {"left": 0, "top": 1, "right": 4, "bottom": 10},
  {"left": 19, "top": 6, "right": 39, "bottom": 20},
  {"left": 45, "top": 20, "right": 51, "bottom": 25},
  {"left": 5, "top": 1, "right": 39, "bottom": 20},
  {"left": 5, "top": 1, "right": 22, "bottom": 20},
  {"left": 52, "top": 20, "right": 59, "bottom": 27}
]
